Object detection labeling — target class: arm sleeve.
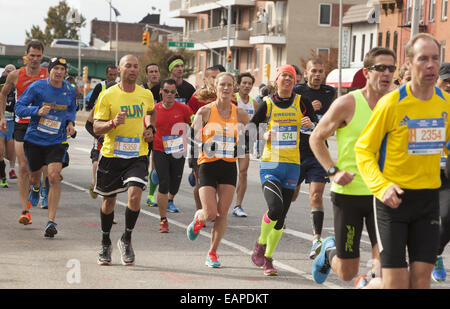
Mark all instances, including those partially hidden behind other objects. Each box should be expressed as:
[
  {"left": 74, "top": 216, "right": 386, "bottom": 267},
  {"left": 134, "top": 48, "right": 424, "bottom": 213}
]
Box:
[
  {"left": 354, "top": 98, "right": 396, "bottom": 200},
  {"left": 250, "top": 101, "right": 268, "bottom": 126},
  {"left": 86, "top": 83, "right": 102, "bottom": 111},
  {"left": 15, "top": 84, "right": 39, "bottom": 117}
]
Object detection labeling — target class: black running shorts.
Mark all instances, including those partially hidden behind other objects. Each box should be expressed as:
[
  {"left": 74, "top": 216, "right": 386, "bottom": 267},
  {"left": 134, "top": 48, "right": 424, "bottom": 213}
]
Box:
[
  {"left": 94, "top": 155, "right": 149, "bottom": 197},
  {"left": 13, "top": 122, "right": 28, "bottom": 142},
  {"left": 198, "top": 160, "right": 237, "bottom": 188},
  {"left": 374, "top": 189, "right": 439, "bottom": 268},
  {"left": 23, "top": 141, "right": 68, "bottom": 172},
  {"left": 331, "top": 192, "right": 377, "bottom": 259}
]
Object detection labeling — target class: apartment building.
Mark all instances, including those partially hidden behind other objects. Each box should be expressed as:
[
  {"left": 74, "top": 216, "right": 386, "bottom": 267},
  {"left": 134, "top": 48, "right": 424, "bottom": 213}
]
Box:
[{"left": 169, "top": 0, "right": 362, "bottom": 88}]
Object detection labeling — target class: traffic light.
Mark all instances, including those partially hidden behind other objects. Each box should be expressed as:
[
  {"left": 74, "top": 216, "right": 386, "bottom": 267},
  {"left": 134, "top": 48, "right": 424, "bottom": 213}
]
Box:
[
  {"left": 142, "top": 31, "right": 150, "bottom": 46},
  {"left": 82, "top": 66, "right": 88, "bottom": 83},
  {"left": 264, "top": 63, "right": 271, "bottom": 80},
  {"left": 227, "top": 49, "right": 232, "bottom": 63}
]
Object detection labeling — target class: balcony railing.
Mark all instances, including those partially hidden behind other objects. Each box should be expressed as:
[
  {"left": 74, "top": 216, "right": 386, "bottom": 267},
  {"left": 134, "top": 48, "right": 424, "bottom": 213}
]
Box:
[
  {"left": 250, "top": 22, "right": 285, "bottom": 37},
  {"left": 187, "top": 25, "right": 250, "bottom": 43}
]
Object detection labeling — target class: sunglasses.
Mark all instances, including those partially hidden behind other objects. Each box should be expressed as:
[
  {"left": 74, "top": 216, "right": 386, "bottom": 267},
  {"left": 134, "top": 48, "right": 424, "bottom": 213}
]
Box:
[
  {"left": 162, "top": 89, "right": 177, "bottom": 95},
  {"left": 367, "top": 64, "right": 396, "bottom": 73},
  {"left": 51, "top": 57, "right": 67, "bottom": 65}
]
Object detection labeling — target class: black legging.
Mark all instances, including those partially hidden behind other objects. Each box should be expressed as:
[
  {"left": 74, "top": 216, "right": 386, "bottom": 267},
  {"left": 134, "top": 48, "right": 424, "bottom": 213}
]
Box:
[
  {"left": 262, "top": 180, "right": 294, "bottom": 230},
  {"left": 153, "top": 150, "right": 185, "bottom": 195},
  {"left": 439, "top": 170, "right": 450, "bottom": 255}
]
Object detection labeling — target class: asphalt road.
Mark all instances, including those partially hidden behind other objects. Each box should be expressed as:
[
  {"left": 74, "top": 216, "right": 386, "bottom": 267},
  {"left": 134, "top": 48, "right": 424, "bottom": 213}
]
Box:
[{"left": 1, "top": 115, "right": 449, "bottom": 296}]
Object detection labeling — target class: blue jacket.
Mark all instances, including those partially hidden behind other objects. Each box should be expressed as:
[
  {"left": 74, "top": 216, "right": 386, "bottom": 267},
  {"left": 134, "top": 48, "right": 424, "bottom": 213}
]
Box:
[{"left": 15, "top": 78, "right": 77, "bottom": 146}]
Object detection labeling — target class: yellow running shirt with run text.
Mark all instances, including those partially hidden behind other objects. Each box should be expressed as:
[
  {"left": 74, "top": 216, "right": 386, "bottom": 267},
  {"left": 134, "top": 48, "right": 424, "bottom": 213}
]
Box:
[
  {"left": 94, "top": 84, "right": 154, "bottom": 158},
  {"left": 355, "top": 83, "right": 450, "bottom": 201}
]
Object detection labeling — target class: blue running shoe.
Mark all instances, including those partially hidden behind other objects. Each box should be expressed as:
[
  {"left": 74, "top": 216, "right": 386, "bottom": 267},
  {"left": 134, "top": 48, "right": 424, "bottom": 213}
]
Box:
[
  {"left": 312, "top": 236, "right": 335, "bottom": 284},
  {"left": 432, "top": 256, "right": 446, "bottom": 282},
  {"left": 205, "top": 251, "right": 221, "bottom": 268},
  {"left": 188, "top": 171, "right": 196, "bottom": 187},
  {"left": 44, "top": 221, "right": 58, "bottom": 238},
  {"left": 29, "top": 186, "right": 40, "bottom": 207},
  {"left": 187, "top": 210, "right": 205, "bottom": 241},
  {"left": 167, "top": 200, "right": 179, "bottom": 213},
  {"left": 232, "top": 205, "right": 247, "bottom": 217},
  {"left": 151, "top": 169, "right": 159, "bottom": 185},
  {"left": 40, "top": 185, "right": 49, "bottom": 209}
]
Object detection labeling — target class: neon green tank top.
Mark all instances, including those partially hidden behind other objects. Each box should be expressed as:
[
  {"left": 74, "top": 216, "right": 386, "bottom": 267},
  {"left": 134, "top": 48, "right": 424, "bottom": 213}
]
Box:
[{"left": 331, "top": 90, "right": 372, "bottom": 195}]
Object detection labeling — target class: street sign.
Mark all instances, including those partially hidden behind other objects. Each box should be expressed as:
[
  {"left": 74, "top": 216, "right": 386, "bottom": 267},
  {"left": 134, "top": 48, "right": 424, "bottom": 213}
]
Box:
[{"left": 168, "top": 41, "right": 194, "bottom": 48}]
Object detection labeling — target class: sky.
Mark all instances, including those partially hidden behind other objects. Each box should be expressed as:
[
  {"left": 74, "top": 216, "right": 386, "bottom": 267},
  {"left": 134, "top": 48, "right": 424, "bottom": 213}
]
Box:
[{"left": 0, "top": 0, "right": 185, "bottom": 46}]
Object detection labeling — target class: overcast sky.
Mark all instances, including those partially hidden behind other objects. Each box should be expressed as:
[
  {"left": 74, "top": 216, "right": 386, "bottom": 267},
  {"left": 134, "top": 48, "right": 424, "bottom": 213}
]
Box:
[{"left": 0, "top": 0, "right": 185, "bottom": 45}]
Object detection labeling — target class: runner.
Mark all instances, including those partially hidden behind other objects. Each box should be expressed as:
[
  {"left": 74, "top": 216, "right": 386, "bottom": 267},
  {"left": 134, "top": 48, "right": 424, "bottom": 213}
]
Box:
[
  {"left": 250, "top": 65, "right": 312, "bottom": 276},
  {"left": 94, "top": 54, "right": 155, "bottom": 266},
  {"left": 355, "top": 34, "right": 450, "bottom": 289},
  {"left": 292, "top": 58, "right": 335, "bottom": 259},
  {"left": 310, "top": 47, "right": 396, "bottom": 287},
  {"left": 431, "top": 62, "right": 450, "bottom": 282},
  {"left": 85, "top": 65, "right": 117, "bottom": 111},
  {"left": 153, "top": 78, "right": 193, "bottom": 232},
  {"left": 14, "top": 57, "right": 76, "bottom": 237},
  {"left": 0, "top": 64, "right": 17, "bottom": 187},
  {"left": 232, "top": 72, "right": 258, "bottom": 218},
  {"left": 0, "top": 40, "right": 47, "bottom": 225},
  {"left": 187, "top": 72, "right": 249, "bottom": 268}
]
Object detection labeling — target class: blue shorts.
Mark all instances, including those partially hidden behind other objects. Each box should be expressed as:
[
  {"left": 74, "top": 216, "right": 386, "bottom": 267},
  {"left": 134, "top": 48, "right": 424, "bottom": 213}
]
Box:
[
  {"left": 298, "top": 154, "right": 330, "bottom": 185},
  {"left": 0, "top": 120, "right": 14, "bottom": 141},
  {"left": 260, "top": 161, "right": 300, "bottom": 190}
]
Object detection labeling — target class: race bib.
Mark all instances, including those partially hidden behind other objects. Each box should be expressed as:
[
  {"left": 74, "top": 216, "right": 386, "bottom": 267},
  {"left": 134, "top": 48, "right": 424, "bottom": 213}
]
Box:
[
  {"left": 212, "top": 133, "right": 236, "bottom": 158},
  {"left": 408, "top": 118, "right": 445, "bottom": 155},
  {"left": 272, "top": 125, "right": 297, "bottom": 149},
  {"left": 37, "top": 115, "right": 61, "bottom": 134},
  {"left": 163, "top": 135, "right": 184, "bottom": 154},
  {"left": 114, "top": 136, "right": 140, "bottom": 158}
]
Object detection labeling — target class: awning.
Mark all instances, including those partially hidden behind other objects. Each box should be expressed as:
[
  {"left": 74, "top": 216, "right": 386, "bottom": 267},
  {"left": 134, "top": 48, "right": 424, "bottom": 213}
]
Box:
[{"left": 326, "top": 68, "right": 366, "bottom": 88}]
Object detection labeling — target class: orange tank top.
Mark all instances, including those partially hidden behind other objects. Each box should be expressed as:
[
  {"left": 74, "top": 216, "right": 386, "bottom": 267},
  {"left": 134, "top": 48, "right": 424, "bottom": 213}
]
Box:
[
  {"left": 15, "top": 67, "right": 47, "bottom": 123},
  {"left": 198, "top": 102, "right": 238, "bottom": 165}
]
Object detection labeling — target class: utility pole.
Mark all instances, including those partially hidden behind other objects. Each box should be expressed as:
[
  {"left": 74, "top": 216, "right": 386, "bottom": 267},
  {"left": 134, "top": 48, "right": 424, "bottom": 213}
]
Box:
[
  {"left": 411, "top": 0, "right": 421, "bottom": 38},
  {"left": 338, "top": 0, "right": 343, "bottom": 97}
]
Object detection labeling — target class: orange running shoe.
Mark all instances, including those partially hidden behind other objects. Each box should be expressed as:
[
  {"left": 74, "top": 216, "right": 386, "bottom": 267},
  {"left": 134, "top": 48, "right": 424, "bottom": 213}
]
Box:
[{"left": 19, "top": 211, "right": 32, "bottom": 225}]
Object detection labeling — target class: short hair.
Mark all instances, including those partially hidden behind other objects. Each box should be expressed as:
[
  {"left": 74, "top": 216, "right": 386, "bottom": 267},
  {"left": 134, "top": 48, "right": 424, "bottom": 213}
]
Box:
[
  {"left": 291, "top": 64, "right": 301, "bottom": 75},
  {"left": 145, "top": 62, "right": 159, "bottom": 73},
  {"left": 167, "top": 54, "right": 185, "bottom": 68},
  {"left": 26, "top": 40, "right": 44, "bottom": 53},
  {"left": 105, "top": 64, "right": 116, "bottom": 73},
  {"left": 237, "top": 72, "right": 255, "bottom": 85},
  {"left": 398, "top": 63, "right": 409, "bottom": 79},
  {"left": 160, "top": 78, "right": 177, "bottom": 89},
  {"left": 363, "top": 47, "right": 397, "bottom": 68},
  {"left": 212, "top": 64, "right": 226, "bottom": 72},
  {"left": 405, "top": 33, "right": 441, "bottom": 60},
  {"left": 305, "top": 58, "right": 324, "bottom": 70}
]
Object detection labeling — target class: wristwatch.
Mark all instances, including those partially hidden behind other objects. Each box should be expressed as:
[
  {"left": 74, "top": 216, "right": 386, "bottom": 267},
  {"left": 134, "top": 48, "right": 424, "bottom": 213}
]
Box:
[{"left": 327, "top": 166, "right": 339, "bottom": 176}]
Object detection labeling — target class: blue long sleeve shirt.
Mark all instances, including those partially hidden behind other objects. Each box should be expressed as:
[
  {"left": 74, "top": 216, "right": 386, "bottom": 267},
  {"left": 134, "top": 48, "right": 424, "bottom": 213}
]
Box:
[{"left": 15, "top": 78, "right": 77, "bottom": 146}]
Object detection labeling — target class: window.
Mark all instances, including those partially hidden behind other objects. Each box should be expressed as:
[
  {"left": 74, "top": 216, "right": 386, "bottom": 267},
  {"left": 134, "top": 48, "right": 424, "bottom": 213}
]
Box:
[
  {"left": 199, "top": 53, "right": 205, "bottom": 73},
  {"left": 429, "top": 0, "right": 436, "bottom": 21},
  {"left": 386, "top": 31, "right": 391, "bottom": 49},
  {"left": 419, "top": 0, "right": 424, "bottom": 23},
  {"left": 361, "top": 34, "right": 366, "bottom": 62},
  {"left": 393, "top": 31, "right": 398, "bottom": 56},
  {"left": 317, "top": 48, "right": 329, "bottom": 61},
  {"left": 370, "top": 33, "right": 374, "bottom": 50},
  {"left": 352, "top": 35, "right": 357, "bottom": 62},
  {"left": 441, "top": 41, "right": 447, "bottom": 63},
  {"left": 247, "top": 49, "right": 252, "bottom": 71},
  {"left": 255, "top": 48, "right": 260, "bottom": 71},
  {"left": 319, "top": 3, "right": 332, "bottom": 26},
  {"left": 378, "top": 32, "right": 383, "bottom": 47},
  {"left": 443, "top": 0, "right": 448, "bottom": 20},
  {"left": 406, "top": 0, "right": 412, "bottom": 24},
  {"left": 276, "top": 47, "right": 283, "bottom": 67}
]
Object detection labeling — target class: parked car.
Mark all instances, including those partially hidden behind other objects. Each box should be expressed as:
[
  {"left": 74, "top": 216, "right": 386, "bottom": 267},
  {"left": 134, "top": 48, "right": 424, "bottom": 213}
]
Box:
[{"left": 50, "top": 39, "right": 95, "bottom": 49}]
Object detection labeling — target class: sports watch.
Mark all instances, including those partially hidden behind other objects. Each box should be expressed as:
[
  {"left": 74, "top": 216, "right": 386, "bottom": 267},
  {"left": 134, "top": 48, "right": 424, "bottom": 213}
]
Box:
[{"left": 327, "top": 166, "right": 339, "bottom": 176}]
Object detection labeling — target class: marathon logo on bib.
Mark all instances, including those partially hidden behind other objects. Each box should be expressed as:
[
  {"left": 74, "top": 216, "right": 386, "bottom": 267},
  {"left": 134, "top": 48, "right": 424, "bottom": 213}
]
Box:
[
  {"left": 272, "top": 125, "right": 297, "bottom": 149},
  {"left": 408, "top": 118, "right": 445, "bottom": 155},
  {"left": 37, "top": 115, "right": 61, "bottom": 134},
  {"left": 163, "top": 135, "right": 184, "bottom": 154},
  {"left": 114, "top": 136, "right": 140, "bottom": 158}
]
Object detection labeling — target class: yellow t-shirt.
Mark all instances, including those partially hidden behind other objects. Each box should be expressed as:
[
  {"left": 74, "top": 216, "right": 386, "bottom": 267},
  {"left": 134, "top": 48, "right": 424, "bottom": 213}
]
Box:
[
  {"left": 94, "top": 84, "right": 154, "bottom": 158},
  {"left": 355, "top": 83, "right": 450, "bottom": 201}
]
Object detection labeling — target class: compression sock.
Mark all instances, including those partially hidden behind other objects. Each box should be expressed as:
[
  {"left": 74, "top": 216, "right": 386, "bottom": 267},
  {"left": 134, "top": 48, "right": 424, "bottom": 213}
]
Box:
[
  {"left": 265, "top": 228, "right": 283, "bottom": 258},
  {"left": 311, "top": 209, "right": 324, "bottom": 240},
  {"left": 100, "top": 210, "right": 114, "bottom": 245},
  {"left": 257, "top": 212, "right": 277, "bottom": 245},
  {"left": 0, "top": 160, "right": 5, "bottom": 179},
  {"left": 148, "top": 169, "right": 158, "bottom": 196},
  {"left": 123, "top": 207, "right": 140, "bottom": 241}
]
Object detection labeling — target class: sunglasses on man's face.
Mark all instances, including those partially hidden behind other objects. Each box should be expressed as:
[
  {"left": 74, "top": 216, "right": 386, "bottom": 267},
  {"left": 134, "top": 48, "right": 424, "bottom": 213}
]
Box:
[
  {"left": 367, "top": 64, "right": 397, "bottom": 73},
  {"left": 162, "top": 89, "right": 177, "bottom": 95}
]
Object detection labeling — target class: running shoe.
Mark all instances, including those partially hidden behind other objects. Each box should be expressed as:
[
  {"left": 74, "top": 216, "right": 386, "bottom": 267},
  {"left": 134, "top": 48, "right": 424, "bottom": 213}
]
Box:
[
  {"left": 0, "top": 178, "right": 8, "bottom": 188},
  {"left": 44, "top": 221, "right": 58, "bottom": 238},
  {"left": 309, "top": 239, "right": 322, "bottom": 260},
  {"left": 232, "top": 205, "right": 248, "bottom": 217},
  {"left": 263, "top": 257, "right": 277, "bottom": 276},
  {"left": 312, "top": 236, "right": 336, "bottom": 284},
  {"left": 89, "top": 184, "right": 98, "bottom": 199},
  {"left": 40, "top": 185, "right": 48, "bottom": 209},
  {"left": 98, "top": 243, "right": 112, "bottom": 266},
  {"left": 159, "top": 218, "right": 169, "bottom": 233},
  {"left": 28, "top": 186, "right": 40, "bottom": 207},
  {"left": 146, "top": 195, "right": 157, "bottom": 207},
  {"left": 251, "top": 241, "right": 266, "bottom": 267},
  {"left": 432, "top": 255, "right": 446, "bottom": 282},
  {"left": 354, "top": 274, "right": 371, "bottom": 289},
  {"left": 9, "top": 169, "right": 17, "bottom": 179},
  {"left": 205, "top": 251, "right": 221, "bottom": 268},
  {"left": 18, "top": 211, "right": 32, "bottom": 225},
  {"left": 187, "top": 209, "right": 205, "bottom": 241},
  {"left": 167, "top": 200, "right": 179, "bottom": 213},
  {"left": 188, "top": 171, "right": 196, "bottom": 187},
  {"left": 117, "top": 237, "right": 135, "bottom": 266}
]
